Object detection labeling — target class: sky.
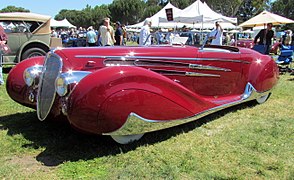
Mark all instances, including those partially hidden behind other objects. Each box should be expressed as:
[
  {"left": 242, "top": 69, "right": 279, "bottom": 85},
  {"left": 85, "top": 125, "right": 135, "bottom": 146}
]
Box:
[{"left": 0, "top": 0, "right": 113, "bottom": 17}]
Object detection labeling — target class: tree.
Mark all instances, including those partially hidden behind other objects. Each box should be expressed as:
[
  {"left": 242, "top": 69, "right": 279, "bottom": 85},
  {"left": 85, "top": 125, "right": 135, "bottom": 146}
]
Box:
[
  {"left": 90, "top": 5, "right": 111, "bottom": 29},
  {"left": 0, "top": 6, "right": 30, "bottom": 13},
  {"left": 142, "top": 5, "right": 162, "bottom": 20},
  {"left": 236, "top": 0, "right": 270, "bottom": 24},
  {"left": 168, "top": 0, "right": 194, "bottom": 9},
  {"left": 109, "top": 0, "right": 146, "bottom": 25},
  {"left": 271, "top": 0, "right": 294, "bottom": 29},
  {"left": 54, "top": 5, "right": 110, "bottom": 29},
  {"left": 146, "top": 0, "right": 159, "bottom": 6},
  {"left": 205, "top": 0, "right": 243, "bottom": 17}
]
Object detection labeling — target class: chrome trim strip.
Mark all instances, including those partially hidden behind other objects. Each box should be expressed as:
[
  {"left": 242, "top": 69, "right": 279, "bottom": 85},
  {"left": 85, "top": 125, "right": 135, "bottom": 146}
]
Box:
[
  {"left": 188, "top": 64, "right": 231, "bottom": 72},
  {"left": 104, "top": 83, "right": 270, "bottom": 135},
  {"left": 150, "top": 69, "right": 220, "bottom": 77},
  {"left": 105, "top": 59, "right": 231, "bottom": 72},
  {"left": 185, "top": 72, "right": 220, "bottom": 77},
  {"left": 75, "top": 55, "right": 250, "bottom": 64}
]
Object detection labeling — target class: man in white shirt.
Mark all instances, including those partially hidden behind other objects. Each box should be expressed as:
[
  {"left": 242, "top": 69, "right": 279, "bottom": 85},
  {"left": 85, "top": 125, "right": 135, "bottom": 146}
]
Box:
[
  {"left": 99, "top": 18, "right": 115, "bottom": 46},
  {"left": 139, "top": 18, "right": 152, "bottom": 46},
  {"left": 209, "top": 21, "right": 223, "bottom": 45}
]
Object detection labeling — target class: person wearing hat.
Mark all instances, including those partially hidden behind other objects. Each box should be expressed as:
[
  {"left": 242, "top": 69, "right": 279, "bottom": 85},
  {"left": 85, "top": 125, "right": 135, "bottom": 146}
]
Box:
[
  {"left": 139, "top": 18, "right": 152, "bottom": 45},
  {"left": 86, "top": 26, "right": 97, "bottom": 47},
  {"left": 180, "top": 25, "right": 193, "bottom": 45},
  {"left": 208, "top": 21, "right": 223, "bottom": 45},
  {"left": 114, "top": 21, "right": 123, "bottom": 46},
  {"left": 254, "top": 23, "right": 274, "bottom": 54},
  {"left": 98, "top": 17, "right": 115, "bottom": 46}
]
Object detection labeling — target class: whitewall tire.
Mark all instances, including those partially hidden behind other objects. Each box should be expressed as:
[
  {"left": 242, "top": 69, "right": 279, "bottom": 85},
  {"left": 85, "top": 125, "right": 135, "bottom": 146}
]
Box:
[
  {"left": 256, "top": 93, "right": 270, "bottom": 104},
  {"left": 111, "top": 134, "right": 144, "bottom": 144}
]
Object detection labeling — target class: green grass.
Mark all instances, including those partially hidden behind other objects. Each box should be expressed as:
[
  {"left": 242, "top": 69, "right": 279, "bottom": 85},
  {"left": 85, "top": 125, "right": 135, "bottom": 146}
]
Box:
[{"left": 0, "top": 70, "right": 293, "bottom": 179}]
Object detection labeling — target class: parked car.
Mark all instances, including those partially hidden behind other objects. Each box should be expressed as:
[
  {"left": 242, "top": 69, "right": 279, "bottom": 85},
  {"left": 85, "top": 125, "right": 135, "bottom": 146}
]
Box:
[
  {"left": 234, "top": 38, "right": 254, "bottom": 49},
  {"left": 6, "top": 44, "right": 279, "bottom": 144},
  {"left": 234, "top": 38, "right": 281, "bottom": 55},
  {"left": 0, "top": 12, "right": 59, "bottom": 65}
]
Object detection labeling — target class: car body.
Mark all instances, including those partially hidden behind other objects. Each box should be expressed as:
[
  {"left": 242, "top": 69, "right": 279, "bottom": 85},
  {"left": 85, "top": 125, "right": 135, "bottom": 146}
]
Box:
[
  {"left": 270, "top": 41, "right": 281, "bottom": 55},
  {"left": 0, "top": 12, "right": 58, "bottom": 64},
  {"left": 6, "top": 44, "right": 279, "bottom": 144},
  {"left": 234, "top": 39, "right": 254, "bottom": 49}
]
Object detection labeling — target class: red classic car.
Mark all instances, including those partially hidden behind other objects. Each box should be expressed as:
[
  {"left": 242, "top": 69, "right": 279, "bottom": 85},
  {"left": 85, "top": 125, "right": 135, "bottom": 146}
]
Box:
[
  {"left": 6, "top": 44, "right": 279, "bottom": 144},
  {"left": 234, "top": 39, "right": 254, "bottom": 49},
  {"left": 234, "top": 39, "right": 281, "bottom": 54}
]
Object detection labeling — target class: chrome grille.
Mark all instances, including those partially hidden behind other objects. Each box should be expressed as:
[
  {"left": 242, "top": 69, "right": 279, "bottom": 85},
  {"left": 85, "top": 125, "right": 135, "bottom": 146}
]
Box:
[{"left": 37, "top": 53, "right": 62, "bottom": 120}]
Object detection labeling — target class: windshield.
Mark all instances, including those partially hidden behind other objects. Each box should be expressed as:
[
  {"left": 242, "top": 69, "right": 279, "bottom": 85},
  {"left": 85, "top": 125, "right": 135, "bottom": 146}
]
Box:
[{"left": 0, "top": 20, "right": 43, "bottom": 33}]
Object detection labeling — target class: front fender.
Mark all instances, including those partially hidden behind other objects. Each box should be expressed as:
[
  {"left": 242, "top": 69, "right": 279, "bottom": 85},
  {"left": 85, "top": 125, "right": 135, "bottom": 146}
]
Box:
[
  {"left": 6, "top": 56, "right": 45, "bottom": 108},
  {"left": 67, "top": 66, "right": 214, "bottom": 134}
]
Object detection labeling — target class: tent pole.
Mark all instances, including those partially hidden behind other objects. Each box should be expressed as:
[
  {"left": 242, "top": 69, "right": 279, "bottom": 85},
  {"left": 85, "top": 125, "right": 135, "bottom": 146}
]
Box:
[{"left": 200, "top": 15, "right": 203, "bottom": 44}]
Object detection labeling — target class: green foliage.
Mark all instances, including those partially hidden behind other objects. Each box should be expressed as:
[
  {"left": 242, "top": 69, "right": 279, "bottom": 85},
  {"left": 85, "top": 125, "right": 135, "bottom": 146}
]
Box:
[
  {"left": 109, "top": 0, "right": 146, "bottom": 25},
  {"left": 237, "top": 0, "right": 271, "bottom": 24},
  {"left": 271, "top": 0, "right": 294, "bottom": 30},
  {"left": 205, "top": 0, "right": 243, "bottom": 17},
  {"left": 142, "top": 5, "right": 162, "bottom": 21},
  {"left": 169, "top": 0, "right": 194, "bottom": 9},
  {"left": 53, "top": 5, "right": 110, "bottom": 30},
  {"left": 0, "top": 6, "right": 30, "bottom": 13}
]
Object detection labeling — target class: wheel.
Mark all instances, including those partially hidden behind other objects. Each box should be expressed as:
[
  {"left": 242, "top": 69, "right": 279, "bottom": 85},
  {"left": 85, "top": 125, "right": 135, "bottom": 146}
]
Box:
[
  {"left": 256, "top": 93, "right": 270, "bottom": 104},
  {"left": 21, "top": 47, "right": 47, "bottom": 60},
  {"left": 111, "top": 134, "right": 144, "bottom": 144}
]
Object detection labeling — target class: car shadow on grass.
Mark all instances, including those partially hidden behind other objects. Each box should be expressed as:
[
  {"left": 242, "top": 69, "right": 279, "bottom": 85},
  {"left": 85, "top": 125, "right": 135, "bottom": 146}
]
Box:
[{"left": 0, "top": 101, "right": 257, "bottom": 167}]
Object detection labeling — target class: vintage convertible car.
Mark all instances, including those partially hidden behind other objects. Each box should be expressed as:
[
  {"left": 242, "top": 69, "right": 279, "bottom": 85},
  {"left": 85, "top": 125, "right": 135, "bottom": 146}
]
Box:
[{"left": 6, "top": 44, "right": 279, "bottom": 144}]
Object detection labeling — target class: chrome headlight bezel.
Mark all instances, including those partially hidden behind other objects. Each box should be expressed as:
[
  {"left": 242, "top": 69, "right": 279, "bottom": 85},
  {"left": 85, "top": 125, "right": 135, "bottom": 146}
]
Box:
[
  {"left": 55, "top": 74, "right": 69, "bottom": 97},
  {"left": 55, "top": 71, "right": 92, "bottom": 97},
  {"left": 23, "top": 65, "right": 43, "bottom": 87}
]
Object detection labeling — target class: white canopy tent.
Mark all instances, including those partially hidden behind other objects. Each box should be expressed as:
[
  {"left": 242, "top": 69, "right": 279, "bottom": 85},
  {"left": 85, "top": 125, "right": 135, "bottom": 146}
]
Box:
[
  {"left": 185, "top": 22, "right": 238, "bottom": 29},
  {"left": 158, "top": 0, "right": 237, "bottom": 27},
  {"left": 50, "top": 18, "right": 76, "bottom": 28},
  {"left": 127, "top": 2, "right": 182, "bottom": 28}
]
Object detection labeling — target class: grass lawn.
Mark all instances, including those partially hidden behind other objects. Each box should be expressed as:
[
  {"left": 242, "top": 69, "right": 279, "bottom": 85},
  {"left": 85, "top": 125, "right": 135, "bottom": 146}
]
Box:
[{"left": 0, "top": 69, "right": 293, "bottom": 179}]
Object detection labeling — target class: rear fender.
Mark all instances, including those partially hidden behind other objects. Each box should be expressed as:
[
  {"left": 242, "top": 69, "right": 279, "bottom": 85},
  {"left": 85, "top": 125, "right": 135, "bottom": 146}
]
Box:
[{"left": 247, "top": 55, "right": 279, "bottom": 92}]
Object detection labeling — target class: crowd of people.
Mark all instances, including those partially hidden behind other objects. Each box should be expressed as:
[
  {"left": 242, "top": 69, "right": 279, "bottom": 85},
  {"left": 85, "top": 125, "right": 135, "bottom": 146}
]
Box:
[
  {"left": 153, "top": 22, "right": 242, "bottom": 46},
  {"left": 50, "top": 17, "right": 251, "bottom": 48},
  {"left": 51, "top": 17, "right": 128, "bottom": 47}
]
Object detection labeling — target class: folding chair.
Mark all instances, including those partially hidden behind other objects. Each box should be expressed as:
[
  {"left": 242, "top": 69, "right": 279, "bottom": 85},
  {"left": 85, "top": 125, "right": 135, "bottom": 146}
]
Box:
[{"left": 276, "top": 45, "right": 293, "bottom": 74}]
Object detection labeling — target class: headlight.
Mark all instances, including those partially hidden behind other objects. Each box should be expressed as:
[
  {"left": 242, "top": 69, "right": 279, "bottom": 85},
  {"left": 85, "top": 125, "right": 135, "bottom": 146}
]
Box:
[
  {"left": 55, "top": 75, "right": 68, "bottom": 97},
  {"left": 23, "top": 65, "right": 43, "bottom": 86},
  {"left": 55, "top": 71, "right": 92, "bottom": 97}
]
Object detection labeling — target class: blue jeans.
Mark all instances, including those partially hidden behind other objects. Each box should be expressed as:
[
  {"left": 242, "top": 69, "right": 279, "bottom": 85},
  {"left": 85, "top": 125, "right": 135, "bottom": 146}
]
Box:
[{"left": 0, "top": 52, "right": 4, "bottom": 84}]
